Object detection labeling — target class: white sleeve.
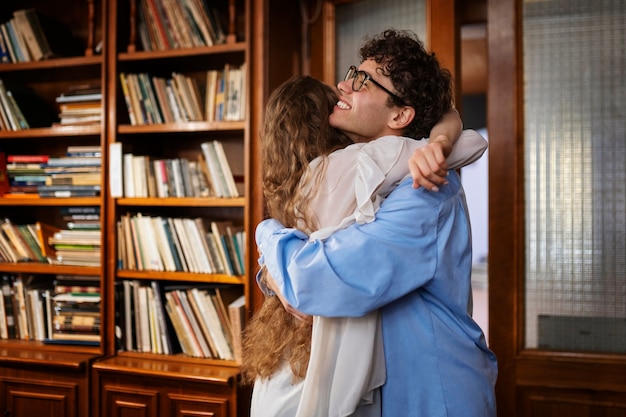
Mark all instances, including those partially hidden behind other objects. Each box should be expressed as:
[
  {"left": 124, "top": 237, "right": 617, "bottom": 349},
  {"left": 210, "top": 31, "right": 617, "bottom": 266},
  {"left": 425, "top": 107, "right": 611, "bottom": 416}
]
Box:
[{"left": 445, "top": 129, "right": 488, "bottom": 169}]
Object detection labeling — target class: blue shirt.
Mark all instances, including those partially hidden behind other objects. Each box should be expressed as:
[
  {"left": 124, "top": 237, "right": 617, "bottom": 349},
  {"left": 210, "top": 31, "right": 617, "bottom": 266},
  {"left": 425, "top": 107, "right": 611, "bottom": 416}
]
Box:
[{"left": 256, "top": 172, "right": 498, "bottom": 417}]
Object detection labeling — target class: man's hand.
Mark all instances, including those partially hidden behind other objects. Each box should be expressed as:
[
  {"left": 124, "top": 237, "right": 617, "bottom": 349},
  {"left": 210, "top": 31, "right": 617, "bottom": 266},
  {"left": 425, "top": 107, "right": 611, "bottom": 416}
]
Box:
[
  {"left": 265, "top": 270, "right": 313, "bottom": 325},
  {"left": 408, "top": 137, "right": 450, "bottom": 191}
]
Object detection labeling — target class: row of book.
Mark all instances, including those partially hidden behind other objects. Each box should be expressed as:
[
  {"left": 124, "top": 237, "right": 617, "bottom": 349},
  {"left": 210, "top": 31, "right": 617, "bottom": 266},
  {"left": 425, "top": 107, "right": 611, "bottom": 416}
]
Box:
[
  {"left": 117, "top": 214, "right": 244, "bottom": 276},
  {"left": 117, "top": 280, "right": 245, "bottom": 361},
  {"left": 0, "top": 207, "right": 101, "bottom": 266},
  {"left": 119, "top": 64, "right": 245, "bottom": 126},
  {"left": 121, "top": 154, "right": 210, "bottom": 198},
  {"left": 0, "top": 8, "right": 82, "bottom": 63},
  {"left": 0, "top": 219, "right": 50, "bottom": 264},
  {"left": 3, "top": 146, "right": 102, "bottom": 197},
  {"left": 137, "top": 0, "right": 226, "bottom": 51},
  {"left": 113, "top": 141, "right": 239, "bottom": 199},
  {"left": 0, "top": 274, "right": 101, "bottom": 344}
]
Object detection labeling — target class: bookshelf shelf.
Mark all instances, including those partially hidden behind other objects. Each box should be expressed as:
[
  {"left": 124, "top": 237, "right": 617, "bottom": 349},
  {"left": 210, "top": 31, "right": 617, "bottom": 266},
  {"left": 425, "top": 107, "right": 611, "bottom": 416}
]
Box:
[
  {"left": 116, "top": 196, "right": 245, "bottom": 207},
  {"left": 118, "top": 42, "right": 246, "bottom": 61},
  {"left": 93, "top": 354, "right": 240, "bottom": 380},
  {"left": 0, "top": 344, "right": 100, "bottom": 365},
  {"left": 117, "top": 120, "right": 245, "bottom": 133},
  {"left": 116, "top": 351, "right": 240, "bottom": 371},
  {"left": 0, "top": 262, "right": 100, "bottom": 275},
  {"left": 0, "top": 56, "right": 103, "bottom": 72},
  {"left": 0, "top": 125, "right": 102, "bottom": 139},
  {"left": 116, "top": 269, "right": 245, "bottom": 285},
  {"left": 0, "top": 197, "right": 101, "bottom": 206}
]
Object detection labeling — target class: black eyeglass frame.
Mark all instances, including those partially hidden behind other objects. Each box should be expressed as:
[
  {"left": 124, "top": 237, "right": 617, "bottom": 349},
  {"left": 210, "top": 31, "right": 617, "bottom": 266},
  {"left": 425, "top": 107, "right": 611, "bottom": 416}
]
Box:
[{"left": 344, "top": 65, "right": 406, "bottom": 106}]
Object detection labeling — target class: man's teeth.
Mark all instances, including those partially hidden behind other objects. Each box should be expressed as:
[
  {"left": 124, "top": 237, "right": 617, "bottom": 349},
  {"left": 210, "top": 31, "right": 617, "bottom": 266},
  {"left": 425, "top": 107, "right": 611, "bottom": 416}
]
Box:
[{"left": 336, "top": 101, "right": 350, "bottom": 110}]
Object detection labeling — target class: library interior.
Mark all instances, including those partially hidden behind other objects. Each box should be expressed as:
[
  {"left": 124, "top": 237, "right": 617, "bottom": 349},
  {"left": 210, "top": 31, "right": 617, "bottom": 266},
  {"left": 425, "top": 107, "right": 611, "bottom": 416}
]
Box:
[{"left": 0, "top": 1, "right": 625, "bottom": 416}]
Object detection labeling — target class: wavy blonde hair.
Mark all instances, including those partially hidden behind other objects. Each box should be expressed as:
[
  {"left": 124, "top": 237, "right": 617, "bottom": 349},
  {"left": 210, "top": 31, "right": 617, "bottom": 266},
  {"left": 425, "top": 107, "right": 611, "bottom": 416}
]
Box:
[{"left": 241, "top": 76, "right": 351, "bottom": 384}]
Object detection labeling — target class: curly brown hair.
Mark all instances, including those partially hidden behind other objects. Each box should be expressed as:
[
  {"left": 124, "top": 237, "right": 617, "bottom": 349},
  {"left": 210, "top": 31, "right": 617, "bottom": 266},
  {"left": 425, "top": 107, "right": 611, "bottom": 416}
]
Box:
[
  {"left": 240, "top": 76, "right": 351, "bottom": 385},
  {"left": 359, "top": 29, "right": 453, "bottom": 139}
]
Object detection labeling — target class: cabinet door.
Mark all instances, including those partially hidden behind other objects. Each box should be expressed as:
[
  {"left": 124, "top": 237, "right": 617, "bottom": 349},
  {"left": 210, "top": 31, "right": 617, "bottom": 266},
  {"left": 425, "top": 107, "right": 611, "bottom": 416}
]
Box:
[
  {"left": 167, "top": 393, "right": 229, "bottom": 417},
  {"left": 100, "top": 386, "right": 158, "bottom": 417},
  {"left": 0, "top": 378, "right": 78, "bottom": 417}
]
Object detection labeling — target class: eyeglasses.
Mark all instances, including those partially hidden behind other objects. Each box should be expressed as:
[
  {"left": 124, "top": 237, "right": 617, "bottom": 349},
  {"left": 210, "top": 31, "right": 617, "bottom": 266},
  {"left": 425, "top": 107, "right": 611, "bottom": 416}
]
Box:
[{"left": 344, "top": 65, "right": 406, "bottom": 106}]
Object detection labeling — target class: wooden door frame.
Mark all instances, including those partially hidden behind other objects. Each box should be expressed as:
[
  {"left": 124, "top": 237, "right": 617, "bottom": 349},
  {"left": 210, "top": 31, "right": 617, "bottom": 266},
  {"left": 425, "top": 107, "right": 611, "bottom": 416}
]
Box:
[{"left": 487, "top": 0, "right": 522, "bottom": 415}]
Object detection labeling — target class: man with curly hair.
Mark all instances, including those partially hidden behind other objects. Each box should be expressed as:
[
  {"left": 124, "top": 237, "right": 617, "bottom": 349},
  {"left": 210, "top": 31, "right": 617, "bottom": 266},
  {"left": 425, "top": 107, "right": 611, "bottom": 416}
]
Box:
[{"left": 255, "top": 29, "right": 498, "bottom": 417}]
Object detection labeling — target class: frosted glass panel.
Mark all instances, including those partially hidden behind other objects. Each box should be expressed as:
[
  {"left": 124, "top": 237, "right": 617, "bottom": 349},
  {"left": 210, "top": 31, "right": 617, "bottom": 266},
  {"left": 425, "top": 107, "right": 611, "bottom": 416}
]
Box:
[
  {"left": 523, "top": 0, "right": 626, "bottom": 353},
  {"left": 335, "top": 0, "right": 426, "bottom": 84}
]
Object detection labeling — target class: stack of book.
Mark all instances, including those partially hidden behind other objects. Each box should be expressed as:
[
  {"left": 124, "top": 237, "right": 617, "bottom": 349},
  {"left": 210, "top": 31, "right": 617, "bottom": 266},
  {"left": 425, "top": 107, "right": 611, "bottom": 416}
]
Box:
[
  {"left": 54, "top": 206, "right": 102, "bottom": 266},
  {"left": 116, "top": 280, "right": 244, "bottom": 361},
  {"left": 38, "top": 146, "right": 102, "bottom": 198},
  {"left": 5, "top": 146, "right": 101, "bottom": 198},
  {"left": 5, "top": 154, "right": 48, "bottom": 196},
  {"left": 48, "top": 275, "right": 101, "bottom": 344},
  {"left": 117, "top": 214, "right": 244, "bottom": 275},
  {"left": 49, "top": 229, "right": 101, "bottom": 267},
  {"left": 62, "top": 206, "right": 101, "bottom": 231},
  {"left": 55, "top": 85, "right": 102, "bottom": 126},
  {"left": 44, "top": 146, "right": 102, "bottom": 191}
]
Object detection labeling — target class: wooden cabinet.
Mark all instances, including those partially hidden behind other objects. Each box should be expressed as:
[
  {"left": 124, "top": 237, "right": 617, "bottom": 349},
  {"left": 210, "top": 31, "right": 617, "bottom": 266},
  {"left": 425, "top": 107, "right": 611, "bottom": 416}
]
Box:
[
  {"left": 93, "top": 356, "right": 248, "bottom": 417},
  {"left": 0, "top": 346, "right": 97, "bottom": 417}
]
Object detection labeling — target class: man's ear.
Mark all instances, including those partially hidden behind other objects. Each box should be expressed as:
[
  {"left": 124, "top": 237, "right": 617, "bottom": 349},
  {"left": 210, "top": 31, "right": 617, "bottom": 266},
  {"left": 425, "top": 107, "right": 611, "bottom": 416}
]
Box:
[{"left": 390, "top": 106, "right": 415, "bottom": 130}]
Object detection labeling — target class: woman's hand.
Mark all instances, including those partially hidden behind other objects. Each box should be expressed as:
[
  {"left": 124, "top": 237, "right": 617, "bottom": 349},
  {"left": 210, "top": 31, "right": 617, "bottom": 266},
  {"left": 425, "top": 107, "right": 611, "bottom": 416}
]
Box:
[
  {"left": 408, "top": 137, "right": 450, "bottom": 191},
  {"left": 265, "top": 270, "right": 313, "bottom": 325}
]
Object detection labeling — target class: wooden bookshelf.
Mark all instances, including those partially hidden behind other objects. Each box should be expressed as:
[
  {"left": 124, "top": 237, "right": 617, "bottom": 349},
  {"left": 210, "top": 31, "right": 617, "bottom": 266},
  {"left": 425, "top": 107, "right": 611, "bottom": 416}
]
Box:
[
  {"left": 91, "top": 1, "right": 253, "bottom": 417},
  {"left": 0, "top": 1, "right": 105, "bottom": 416},
  {"left": 0, "top": 0, "right": 305, "bottom": 415}
]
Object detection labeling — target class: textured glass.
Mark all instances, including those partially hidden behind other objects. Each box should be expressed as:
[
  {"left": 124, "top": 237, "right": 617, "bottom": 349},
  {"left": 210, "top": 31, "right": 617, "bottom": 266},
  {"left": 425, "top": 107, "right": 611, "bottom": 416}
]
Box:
[
  {"left": 335, "top": 0, "right": 426, "bottom": 84},
  {"left": 523, "top": 0, "right": 626, "bottom": 352}
]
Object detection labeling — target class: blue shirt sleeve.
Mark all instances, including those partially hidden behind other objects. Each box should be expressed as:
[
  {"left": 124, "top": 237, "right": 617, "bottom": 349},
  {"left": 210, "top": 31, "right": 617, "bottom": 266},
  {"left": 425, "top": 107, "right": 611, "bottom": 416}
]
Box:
[{"left": 256, "top": 177, "right": 450, "bottom": 318}]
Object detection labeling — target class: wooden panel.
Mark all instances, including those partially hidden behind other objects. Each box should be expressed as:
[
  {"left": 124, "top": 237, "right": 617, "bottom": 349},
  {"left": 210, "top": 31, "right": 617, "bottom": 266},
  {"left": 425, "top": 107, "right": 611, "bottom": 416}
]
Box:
[
  {"left": 168, "top": 393, "right": 229, "bottom": 417},
  {"left": 461, "top": 27, "right": 487, "bottom": 95},
  {"left": 101, "top": 386, "right": 159, "bottom": 417},
  {"left": 92, "top": 357, "right": 241, "bottom": 417},
  {"left": 427, "top": 0, "right": 460, "bottom": 104},
  {"left": 519, "top": 387, "right": 626, "bottom": 417},
  {"left": 487, "top": 0, "right": 523, "bottom": 415},
  {"left": 0, "top": 378, "right": 78, "bottom": 417}
]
